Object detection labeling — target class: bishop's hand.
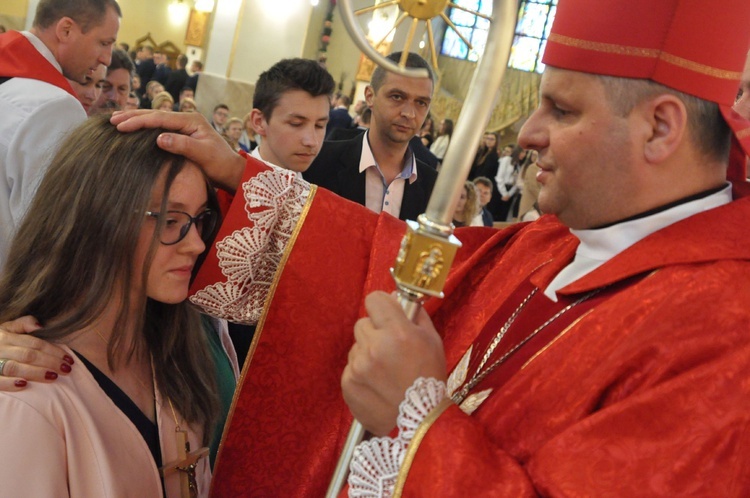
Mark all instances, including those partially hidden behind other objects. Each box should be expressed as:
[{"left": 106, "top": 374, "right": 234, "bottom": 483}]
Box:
[
  {"left": 110, "top": 110, "right": 246, "bottom": 193},
  {"left": 342, "top": 291, "right": 447, "bottom": 436}
]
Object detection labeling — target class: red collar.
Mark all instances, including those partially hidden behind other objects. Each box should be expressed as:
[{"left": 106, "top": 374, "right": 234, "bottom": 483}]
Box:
[{"left": 0, "top": 31, "right": 76, "bottom": 98}]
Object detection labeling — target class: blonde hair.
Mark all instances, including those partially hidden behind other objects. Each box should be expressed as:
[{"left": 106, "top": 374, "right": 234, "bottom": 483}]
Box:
[
  {"left": 151, "top": 91, "right": 174, "bottom": 111},
  {"left": 455, "top": 181, "right": 479, "bottom": 223}
]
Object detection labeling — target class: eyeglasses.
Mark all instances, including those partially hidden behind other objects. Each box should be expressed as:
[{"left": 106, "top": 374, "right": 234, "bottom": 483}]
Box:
[{"left": 145, "top": 209, "right": 218, "bottom": 245}]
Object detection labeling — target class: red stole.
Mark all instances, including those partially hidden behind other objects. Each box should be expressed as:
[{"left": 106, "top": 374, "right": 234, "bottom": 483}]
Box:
[
  {"left": 456, "top": 269, "right": 643, "bottom": 401},
  {"left": 0, "top": 31, "right": 76, "bottom": 98}
]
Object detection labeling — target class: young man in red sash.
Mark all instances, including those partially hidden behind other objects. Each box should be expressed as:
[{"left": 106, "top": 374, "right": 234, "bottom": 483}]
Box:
[
  {"left": 0, "top": 0, "right": 120, "bottom": 268},
  {"left": 5, "top": 0, "right": 750, "bottom": 495}
]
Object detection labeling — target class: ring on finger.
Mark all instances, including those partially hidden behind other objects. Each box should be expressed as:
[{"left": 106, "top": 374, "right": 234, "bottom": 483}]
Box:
[{"left": 0, "top": 358, "right": 7, "bottom": 376}]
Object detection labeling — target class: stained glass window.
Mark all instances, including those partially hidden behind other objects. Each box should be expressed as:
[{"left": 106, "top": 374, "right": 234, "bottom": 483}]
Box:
[{"left": 440, "top": 0, "right": 557, "bottom": 73}]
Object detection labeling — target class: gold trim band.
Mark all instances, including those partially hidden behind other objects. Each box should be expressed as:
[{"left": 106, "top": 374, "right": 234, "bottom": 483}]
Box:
[
  {"left": 393, "top": 398, "right": 454, "bottom": 498},
  {"left": 548, "top": 33, "right": 742, "bottom": 80},
  {"left": 211, "top": 184, "right": 317, "bottom": 477}
]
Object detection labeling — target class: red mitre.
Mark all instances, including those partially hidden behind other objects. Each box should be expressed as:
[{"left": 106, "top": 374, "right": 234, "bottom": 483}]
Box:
[{"left": 542, "top": 0, "right": 750, "bottom": 194}]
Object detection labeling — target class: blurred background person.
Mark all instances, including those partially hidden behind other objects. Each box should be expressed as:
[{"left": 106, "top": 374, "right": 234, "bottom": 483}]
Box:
[
  {"left": 178, "top": 97, "right": 197, "bottom": 113},
  {"left": 419, "top": 114, "right": 434, "bottom": 148},
  {"left": 493, "top": 144, "right": 526, "bottom": 221},
  {"left": 151, "top": 91, "right": 174, "bottom": 111},
  {"left": 471, "top": 177, "right": 494, "bottom": 227},
  {"left": 238, "top": 112, "right": 257, "bottom": 152},
  {"left": 517, "top": 149, "right": 542, "bottom": 221},
  {"left": 223, "top": 117, "right": 243, "bottom": 152},
  {"left": 452, "top": 181, "right": 479, "bottom": 227},
  {"left": 429, "top": 118, "right": 453, "bottom": 166},
  {"left": 124, "top": 92, "right": 139, "bottom": 110},
  {"left": 140, "top": 80, "right": 164, "bottom": 110}
]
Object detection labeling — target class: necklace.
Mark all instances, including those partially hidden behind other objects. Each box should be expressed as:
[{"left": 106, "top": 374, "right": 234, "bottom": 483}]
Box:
[
  {"left": 161, "top": 397, "right": 209, "bottom": 498},
  {"left": 93, "top": 329, "right": 207, "bottom": 498},
  {"left": 451, "top": 286, "right": 602, "bottom": 405},
  {"left": 92, "top": 329, "right": 154, "bottom": 400}
]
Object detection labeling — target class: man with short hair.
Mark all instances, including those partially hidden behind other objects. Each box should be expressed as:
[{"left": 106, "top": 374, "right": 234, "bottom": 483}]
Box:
[
  {"left": 470, "top": 176, "right": 494, "bottom": 226},
  {"left": 172, "top": 86, "right": 193, "bottom": 111},
  {"left": 185, "top": 59, "right": 202, "bottom": 94},
  {"left": 304, "top": 51, "right": 438, "bottom": 221},
  {"left": 210, "top": 104, "right": 229, "bottom": 133},
  {"left": 133, "top": 44, "right": 154, "bottom": 90},
  {"left": 0, "top": 0, "right": 121, "bottom": 267},
  {"left": 326, "top": 93, "right": 353, "bottom": 137},
  {"left": 164, "top": 54, "right": 188, "bottom": 102},
  {"left": 249, "top": 58, "right": 334, "bottom": 172},
  {"left": 90, "top": 47, "right": 133, "bottom": 113},
  {"left": 151, "top": 50, "right": 170, "bottom": 86}
]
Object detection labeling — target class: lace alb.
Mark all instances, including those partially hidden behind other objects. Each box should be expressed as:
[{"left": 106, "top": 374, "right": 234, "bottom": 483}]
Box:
[
  {"left": 191, "top": 168, "right": 310, "bottom": 323},
  {"left": 348, "top": 377, "right": 447, "bottom": 498}
]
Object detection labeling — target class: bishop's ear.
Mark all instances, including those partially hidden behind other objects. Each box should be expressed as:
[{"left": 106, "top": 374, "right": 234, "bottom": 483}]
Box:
[{"left": 643, "top": 94, "right": 688, "bottom": 164}]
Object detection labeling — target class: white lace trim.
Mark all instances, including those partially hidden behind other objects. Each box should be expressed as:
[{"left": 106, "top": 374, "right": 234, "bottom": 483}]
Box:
[
  {"left": 191, "top": 168, "right": 310, "bottom": 323},
  {"left": 348, "top": 377, "right": 447, "bottom": 498}
]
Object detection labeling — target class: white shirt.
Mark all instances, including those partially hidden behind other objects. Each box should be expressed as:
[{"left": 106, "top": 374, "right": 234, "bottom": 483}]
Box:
[
  {"left": 544, "top": 185, "right": 733, "bottom": 301},
  {"left": 0, "top": 32, "right": 86, "bottom": 269},
  {"left": 359, "top": 131, "right": 418, "bottom": 218},
  {"left": 429, "top": 134, "right": 450, "bottom": 160},
  {"left": 495, "top": 156, "right": 519, "bottom": 197}
]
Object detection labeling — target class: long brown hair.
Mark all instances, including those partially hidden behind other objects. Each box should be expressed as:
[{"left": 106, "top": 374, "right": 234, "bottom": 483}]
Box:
[{"left": 0, "top": 115, "right": 219, "bottom": 441}]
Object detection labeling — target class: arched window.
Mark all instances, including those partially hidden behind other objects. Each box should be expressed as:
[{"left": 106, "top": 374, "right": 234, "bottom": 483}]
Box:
[{"left": 441, "top": 0, "right": 557, "bottom": 73}]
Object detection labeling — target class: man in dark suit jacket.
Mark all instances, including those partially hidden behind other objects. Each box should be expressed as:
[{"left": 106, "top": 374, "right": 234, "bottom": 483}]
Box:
[
  {"left": 327, "top": 125, "right": 439, "bottom": 169},
  {"left": 326, "top": 94, "right": 354, "bottom": 137},
  {"left": 304, "top": 51, "right": 438, "bottom": 222},
  {"left": 134, "top": 45, "right": 155, "bottom": 92},
  {"left": 305, "top": 134, "right": 436, "bottom": 221},
  {"left": 164, "top": 54, "right": 189, "bottom": 102},
  {"left": 151, "top": 50, "right": 171, "bottom": 86}
]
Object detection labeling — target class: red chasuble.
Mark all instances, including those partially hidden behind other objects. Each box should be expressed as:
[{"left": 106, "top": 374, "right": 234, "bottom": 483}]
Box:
[
  {"left": 0, "top": 31, "right": 76, "bottom": 97},
  {"left": 198, "top": 157, "right": 750, "bottom": 497}
]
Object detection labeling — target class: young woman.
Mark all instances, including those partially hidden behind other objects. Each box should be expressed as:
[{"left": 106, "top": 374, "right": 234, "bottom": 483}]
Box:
[
  {"left": 470, "top": 131, "right": 499, "bottom": 180},
  {"left": 429, "top": 118, "right": 454, "bottom": 165},
  {"left": 492, "top": 144, "right": 527, "bottom": 221},
  {"left": 452, "top": 181, "right": 480, "bottom": 227},
  {"left": 419, "top": 114, "right": 435, "bottom": 148},
  {"left": 0, "top": 115, "right": 226, "bottom": 497}
]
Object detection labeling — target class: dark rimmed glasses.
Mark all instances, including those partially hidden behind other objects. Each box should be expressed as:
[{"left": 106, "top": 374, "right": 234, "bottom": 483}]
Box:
[{"left": 145, "top": 209, "right": 218, "bottom": 245}]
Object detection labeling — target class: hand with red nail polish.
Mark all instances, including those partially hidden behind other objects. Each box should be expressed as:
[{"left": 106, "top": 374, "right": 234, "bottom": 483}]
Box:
[{"left": 0, "top": 316, "right": 73, "bottom": 391}]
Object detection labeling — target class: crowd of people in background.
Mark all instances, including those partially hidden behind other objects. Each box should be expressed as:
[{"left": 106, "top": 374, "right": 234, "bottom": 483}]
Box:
[{"left": 46, "top": 26, "right": 541, "bottom": 230}]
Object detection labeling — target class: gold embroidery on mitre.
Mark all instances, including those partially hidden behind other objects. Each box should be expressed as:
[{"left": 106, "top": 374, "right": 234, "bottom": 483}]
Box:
[
  {"left": 659, "top": 52, "right": 742, "bottom": 80},
  {"left": 459, "top": 389, "right": 493, "bottom": 415},
  {"left": 548, "top": 34, "right": 742, "bottom": 80},
  {"left": 548, "top": 33, "right": 659, "bottom": 58}
]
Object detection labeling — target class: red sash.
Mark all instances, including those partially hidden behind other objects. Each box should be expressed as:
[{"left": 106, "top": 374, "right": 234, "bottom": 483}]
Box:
[{"left": 0, "top": 31, "right": 76, "bottom": 98}]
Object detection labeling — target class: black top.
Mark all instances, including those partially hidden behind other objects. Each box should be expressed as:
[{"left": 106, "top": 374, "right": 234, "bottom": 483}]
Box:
[{"left": 75, "top": 351, "right": 162, "bottom": 468}]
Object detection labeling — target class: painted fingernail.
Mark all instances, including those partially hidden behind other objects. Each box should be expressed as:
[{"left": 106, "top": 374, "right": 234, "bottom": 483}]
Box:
[
  {"left": 60, "top": 363, "right": 72, "bottom": 373},
  {"left": 45, "top": 371, "right": 58, "bottom": 380},
  {"left": 34, "top": 321, "right": 42, "bottom": 327},
  {"left": 63, "top": 355, "right": 75, "bottom": 365},
  {"left": 14, "top": 380, "right": 27, "bottom": 387}
]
